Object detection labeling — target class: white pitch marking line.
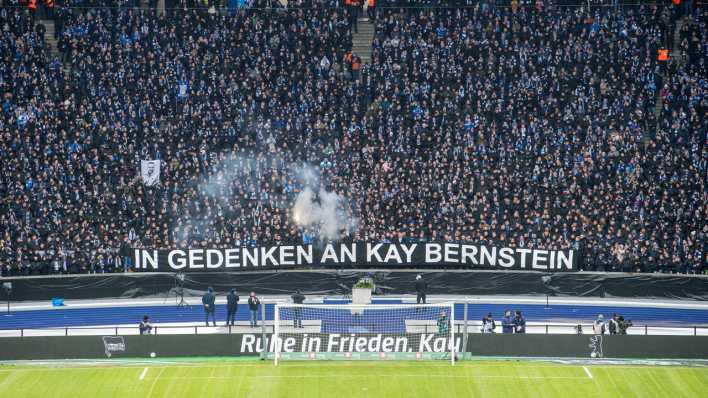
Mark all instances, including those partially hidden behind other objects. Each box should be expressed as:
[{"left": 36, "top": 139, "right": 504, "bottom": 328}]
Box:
[
  {"left": 139, "top": 367, "right": 149, "bottom": 380},
  {"left": 251, "top": 375, "right": 587, "bottom": 380},
  {"left": 136, "top": 375, "right": 588, "bottom": 381},
  {"left": 583, "top": 366, "right": 594, "bottom": 379}
]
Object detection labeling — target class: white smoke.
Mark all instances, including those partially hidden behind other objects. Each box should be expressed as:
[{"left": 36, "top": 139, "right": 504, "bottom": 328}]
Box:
[
  {"left": 291, "top": 167, "right": 357, "bottom": 242},
  {"left": 199, "top": 154, "right": 257, "bottom": 204},
  {"left": 293, "top": 162, "right": 320, "bottom": 188},
  {"left": 292, "top": 187, "right": 317, "bottom": 226},
  {"left": 172, "top": 152, "right": 357, "bottom": 244}
]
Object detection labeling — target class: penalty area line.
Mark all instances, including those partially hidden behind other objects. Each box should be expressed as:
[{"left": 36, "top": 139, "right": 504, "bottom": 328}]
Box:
[
  {"left": 583, "top": 366, "right": 593, "bottom": 379},
  {"left": 142, "top": 374, "right": 588, "bottom": 381},
  {"left": 139, "top": 367, "right": 149, "bottom": 381}
]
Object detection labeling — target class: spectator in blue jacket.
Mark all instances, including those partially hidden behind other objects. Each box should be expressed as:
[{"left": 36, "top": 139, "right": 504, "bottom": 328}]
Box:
[
  {"left": 501, "top": 310, "right": 514, "bottom": 334},
  {"left": 202, "top": 287, "right": 216, "bottom": 327}
]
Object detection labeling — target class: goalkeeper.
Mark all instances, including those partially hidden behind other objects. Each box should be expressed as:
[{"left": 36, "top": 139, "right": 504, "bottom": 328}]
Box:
[{"left": 437, "top": 311, "right": 450, "bottom": 334}]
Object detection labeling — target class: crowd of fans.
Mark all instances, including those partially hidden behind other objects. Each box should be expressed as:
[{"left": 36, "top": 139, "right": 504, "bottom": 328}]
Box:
[{"left": 0, "top": 2, "right": 705, "bottom": 276}]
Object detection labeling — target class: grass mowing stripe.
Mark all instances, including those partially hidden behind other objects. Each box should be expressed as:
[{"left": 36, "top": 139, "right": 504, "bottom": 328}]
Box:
[
  {"left": 233, "top": 368, "right": 244, "bottom": 397},
  {"left": 145, "top": 367, "right": 164, "bottom": 398},
  {"left": 0, "top": 370, "right": 20, "bottom": 391},
  {"left": 583, "top": 366, "right": 593, "bottom": 379},
  {"left": 1, "top": 360, "right": 707, "bottom": 398},
  {"left": 0, "top": 362, "right": 703, "bottom": 372}
]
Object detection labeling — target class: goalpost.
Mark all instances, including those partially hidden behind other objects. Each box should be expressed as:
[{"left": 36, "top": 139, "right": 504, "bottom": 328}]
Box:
[{"left": 273, "top": 303, "right": 456, "bottom": 365}]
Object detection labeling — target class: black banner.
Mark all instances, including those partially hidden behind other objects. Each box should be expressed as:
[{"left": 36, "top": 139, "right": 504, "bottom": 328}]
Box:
[{"left": 132, "top": 242, "right": 577, "bottom": 272}]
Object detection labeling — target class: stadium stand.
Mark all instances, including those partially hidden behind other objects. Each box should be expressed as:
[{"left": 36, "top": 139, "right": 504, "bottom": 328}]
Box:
[{"left": 0, "top": 1, "right": 705, "bottom": 276}]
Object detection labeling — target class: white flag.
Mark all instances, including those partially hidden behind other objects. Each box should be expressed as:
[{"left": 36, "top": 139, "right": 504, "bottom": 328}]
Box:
[{"left": 140, "top": 160, "right": 161, "bottom": 186}]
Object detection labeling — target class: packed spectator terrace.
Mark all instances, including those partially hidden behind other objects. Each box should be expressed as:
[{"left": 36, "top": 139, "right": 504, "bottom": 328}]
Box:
[{"left": 0, "top": 1, "right": 705, "bottom": 276}]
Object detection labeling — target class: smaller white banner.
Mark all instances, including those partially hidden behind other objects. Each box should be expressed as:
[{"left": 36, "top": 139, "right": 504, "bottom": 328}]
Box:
[{"left": 140, "top": 160, "right": 161, "bottom": 186}]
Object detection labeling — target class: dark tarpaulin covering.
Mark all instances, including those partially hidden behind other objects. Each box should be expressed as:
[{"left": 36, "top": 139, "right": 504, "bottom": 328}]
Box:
[{"left": 3, "top": 271, "right": 708, "bottom": 302}]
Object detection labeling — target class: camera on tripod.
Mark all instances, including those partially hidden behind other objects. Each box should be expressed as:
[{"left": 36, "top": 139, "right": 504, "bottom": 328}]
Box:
[
  {"left": 2, "top": 282, "right": 11, "bottom": 314},
  {"left": 168, "top": 272, "right": 188, "bottom": 308}
]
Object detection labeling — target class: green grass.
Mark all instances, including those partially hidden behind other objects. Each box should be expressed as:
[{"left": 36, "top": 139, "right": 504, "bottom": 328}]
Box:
[{"left": 0, "top": 358, "right": 706, "bottom": 398}]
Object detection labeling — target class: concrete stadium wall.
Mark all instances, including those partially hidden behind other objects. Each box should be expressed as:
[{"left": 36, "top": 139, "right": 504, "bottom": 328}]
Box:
[
  {"left": 467, "top": 334, "right": 708, "bottom": 359},
  {"left": 1, "top": 334, "right": 707, "bottom": 361}
]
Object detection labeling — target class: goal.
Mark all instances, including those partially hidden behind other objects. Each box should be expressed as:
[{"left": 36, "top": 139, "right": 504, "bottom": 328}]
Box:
[{"left": 273, "top": 303, "right": 456, "bottom": 365}]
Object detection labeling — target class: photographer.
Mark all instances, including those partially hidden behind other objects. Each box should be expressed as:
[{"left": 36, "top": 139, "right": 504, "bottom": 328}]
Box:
[
  {"left": 609, "top": 314, "right": 620, "bottom": 335},
  {"left": 481, "top": 312, "right": 496, "bottom": 334},
  {"left": 617, "top": 316, "right": 633, "bottom": 335},
  {"left": 513, "top": 311, "right": 526, "bottom": 334},
  {"left": 139, "top": 315, "right": 152, "bottom": 335},
  {"left": 248, "top": 292, "right": 260, "bottom": 328}
]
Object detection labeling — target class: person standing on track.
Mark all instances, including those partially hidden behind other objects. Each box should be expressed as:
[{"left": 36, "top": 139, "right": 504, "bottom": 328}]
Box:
[
  {"left": 291, "top": 289, "right": 306, "bottom": 328},
  {"left": 414, "top": 274, "right": 427, "bottom": 304},
  {"left": 248, "top": 292, "right": 260, "bottom": 328},
  {"left": 202, "top": 287, "right": 216, "bottom": 327},
  {"left": 225, "top": 289, "right": 239, "bottom": 326}
]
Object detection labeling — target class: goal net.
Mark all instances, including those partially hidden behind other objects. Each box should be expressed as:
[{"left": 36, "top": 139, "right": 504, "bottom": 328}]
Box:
[{"left": 273, "top": 303, "right": 456, "bottom": 365}]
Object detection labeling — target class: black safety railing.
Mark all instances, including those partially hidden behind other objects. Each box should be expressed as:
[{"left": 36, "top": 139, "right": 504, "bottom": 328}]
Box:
[{"left": 448, "top": 323, "right": 708, "bottom": 336}]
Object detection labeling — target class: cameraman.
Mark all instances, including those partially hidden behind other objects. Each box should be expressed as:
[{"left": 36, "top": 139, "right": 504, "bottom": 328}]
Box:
[
  {"left": 139, "top": 315, "right": 152, "bottom": 335},
  {"left": 513, "top": 311, "right": 526, "bottom": 334},
  {"left": 248, "top": 292, "right": 261, "bottom": 328},
  {"left": 617, "top": 316, "right": 633, "bottom": 335},
  {"left": 481, "top": 312, "right": 496, "bottom": 334}
]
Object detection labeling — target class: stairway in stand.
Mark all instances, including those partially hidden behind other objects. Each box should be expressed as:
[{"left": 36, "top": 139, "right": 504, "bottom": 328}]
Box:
[
  {"left": 39, "top": 19, "right": 59, "bottom": 58},
  {"left": 671, "top": 16, "right": 690, "bottom": 67},
  {"left": 653, "top": 16, "right": 690, "bottom": 127},
  {"left": 351, "top": 17, "right": 375, "bottom": 64}
]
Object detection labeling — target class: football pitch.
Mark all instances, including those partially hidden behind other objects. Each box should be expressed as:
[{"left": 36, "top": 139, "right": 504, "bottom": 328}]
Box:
[{"left": 0, "top": 358, "right": 706, "bottom": 398}]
